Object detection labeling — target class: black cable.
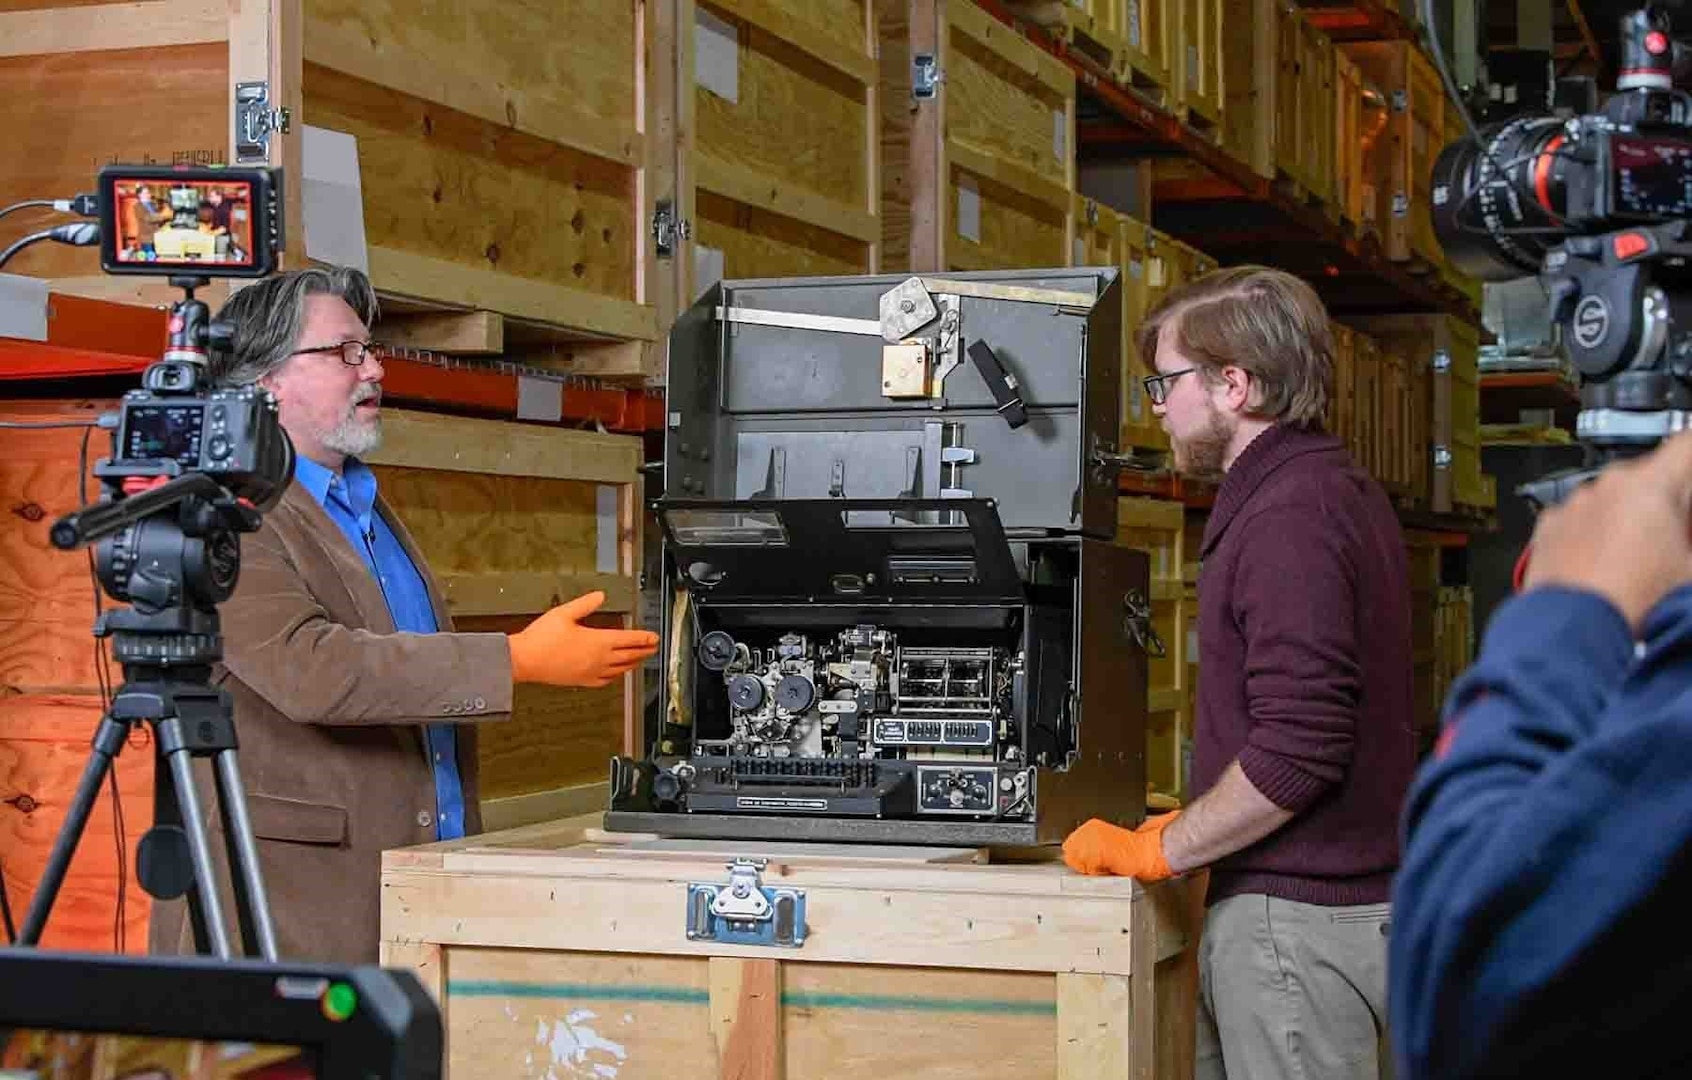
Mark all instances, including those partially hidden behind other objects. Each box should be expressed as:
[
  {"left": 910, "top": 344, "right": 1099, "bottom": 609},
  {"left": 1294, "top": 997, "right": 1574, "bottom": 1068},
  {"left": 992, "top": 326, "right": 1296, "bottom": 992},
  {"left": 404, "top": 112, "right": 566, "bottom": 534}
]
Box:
[
  {"left": 0, "top": 858, "right": 15, "bottom": 945},
  {"left": 1418, "top": 0, "right": 1569, "bottom": 228},
  {"left": 0, "top": 420, "right": 101, "bottom": 430},
  {"left": 77, "top": 425, "right": 125, "bottom": 953},
  {"left": 0, "top": 222, "right": 100, "bottom": 272}
]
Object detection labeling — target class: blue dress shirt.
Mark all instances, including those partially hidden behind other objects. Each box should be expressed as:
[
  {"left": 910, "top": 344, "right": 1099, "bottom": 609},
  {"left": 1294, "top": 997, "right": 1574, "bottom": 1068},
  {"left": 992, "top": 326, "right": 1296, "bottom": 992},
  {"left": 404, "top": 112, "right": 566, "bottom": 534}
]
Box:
[{"left": 292, "top": 455, "right": 466, "bottom": 841}]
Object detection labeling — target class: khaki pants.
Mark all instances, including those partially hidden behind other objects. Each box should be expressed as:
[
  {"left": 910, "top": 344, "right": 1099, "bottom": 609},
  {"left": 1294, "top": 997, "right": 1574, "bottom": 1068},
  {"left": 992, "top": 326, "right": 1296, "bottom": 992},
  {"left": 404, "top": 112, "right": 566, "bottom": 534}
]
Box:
[{"left": 1196, "top": 894, "right": 1393, "bottom": 1080}]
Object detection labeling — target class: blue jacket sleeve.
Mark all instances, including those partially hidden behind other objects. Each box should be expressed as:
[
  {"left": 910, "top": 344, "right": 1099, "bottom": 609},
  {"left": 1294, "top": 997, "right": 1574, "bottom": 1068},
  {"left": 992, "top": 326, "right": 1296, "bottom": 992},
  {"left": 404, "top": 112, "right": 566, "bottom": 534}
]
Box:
[{"left": 1390, "top": 583, "right": 1692, "bottom": 1079}]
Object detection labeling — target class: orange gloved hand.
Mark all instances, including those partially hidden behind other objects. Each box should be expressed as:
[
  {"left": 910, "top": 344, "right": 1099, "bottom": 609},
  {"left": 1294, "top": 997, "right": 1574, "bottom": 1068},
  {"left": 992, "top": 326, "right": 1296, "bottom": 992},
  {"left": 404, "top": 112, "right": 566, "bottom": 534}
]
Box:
[
  {"left": 1061, "top": 810, "right": 1181, "bottom": 880},
  {"left": 507, "top": 591, "right": 660, "bottom": 688}
]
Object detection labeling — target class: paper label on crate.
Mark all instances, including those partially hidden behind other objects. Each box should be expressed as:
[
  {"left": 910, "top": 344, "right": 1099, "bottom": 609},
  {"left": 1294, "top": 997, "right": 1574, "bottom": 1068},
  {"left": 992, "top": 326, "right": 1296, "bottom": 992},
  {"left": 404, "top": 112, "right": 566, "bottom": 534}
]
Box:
[
  {"left": 694, "top": 243, "right": 725, "bottom": 303},
  {"left": 1188, "top": 627, "right": 1199, "bottom": 661},
  {"left": 1188, "top": 44, "right": 1199, "bottom": 89},
  {"left": 956, "top": 176, "right": 981, "bottom": 244},
  {"left": 1127, "top": 0, "right": 1142, "bottom": 46},
  {"left": 515, "top": 374, "right": 562, "bottom": 422},
  {"left": 1053, "top": 109, "right": 1067, "bottom": 162},
  {"left": 300, "top": 125, "right": 369, "bottom": 274},
  {"left": 0, "top": 273, "right": 48, "bottom": 342},
  {"left": 695, "top": 6, "right": 739, "bottom": 103},
  {"left": 1072, "top": 237, "right": 1086, "bottom": 265},
  {"left": 1129, "top": 256, "right": 1143, "bottom": 279},
  {"left": 596, "top": 484, "right": 620, "bottom": 574}
]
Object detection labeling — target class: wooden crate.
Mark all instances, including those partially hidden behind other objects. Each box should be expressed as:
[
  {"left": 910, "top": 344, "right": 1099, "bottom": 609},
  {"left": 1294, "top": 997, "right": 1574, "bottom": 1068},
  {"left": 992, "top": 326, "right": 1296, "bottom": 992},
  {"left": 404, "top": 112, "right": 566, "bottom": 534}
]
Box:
[
  {"left": 1334, "top": 47, "right": 1389, "bottom": 237},
  {"left": 1220, "top": 0, "right": 1275, "bottom": 179},
  {"left": 1351, "top": 329, "right": 1382, "bottom": 480},
  {"left": 1172, "top": 0, "right": 1224, "bottom": 132},
  {"left": 1, "top": 0, "right": 665, "bottom": 377},
  {"left": 363, "top": 410, "right": 646, "bottom": 831},
  {"left": 1120, "top": 216, "right": 1169, "bottom": 453},
  {"left": 380, "top": 814, "right": 1207, "bottom": 1080},
  {"left": 666, "top": 0, "right": 882, "bottom": 309},
  {"left": 1117, "top": 497, "right": 1190, "bottom": 800},
  {"left": 1340, "top": 40, "right": 1445, "bottom": 266},
  {"left": 879, "top": 0, "right": 1078, "bottom": 272},
  {"left": 1351, "top": 313, "right": 1483, "bottom": 513},
  {"left": 1328, "top": 321, "right": 1354, "bottom": 452},
  {"left": 0, "top": 401, "right": 150, "bottom": 954},
  {"left": 1275, "top": 2, "right": 1336, "bottom": 213}
]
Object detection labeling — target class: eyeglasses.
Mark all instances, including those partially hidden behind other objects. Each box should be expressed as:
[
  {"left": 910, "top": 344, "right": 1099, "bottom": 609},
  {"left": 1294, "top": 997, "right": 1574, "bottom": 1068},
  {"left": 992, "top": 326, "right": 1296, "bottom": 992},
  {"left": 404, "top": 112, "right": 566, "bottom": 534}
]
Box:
[
  {"left": 1142, "top": 367, "right": 1195, "bottom": 406},
  {"left": 295, "top": 339, "right": 379, "bottom": 367}
]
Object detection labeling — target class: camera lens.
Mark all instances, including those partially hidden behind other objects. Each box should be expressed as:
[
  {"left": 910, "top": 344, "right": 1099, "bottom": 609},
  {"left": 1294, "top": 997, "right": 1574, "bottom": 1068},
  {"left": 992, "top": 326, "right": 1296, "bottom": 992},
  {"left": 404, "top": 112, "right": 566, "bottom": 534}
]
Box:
[{"left": 1431, "top": 116, "right": 1573, "bottom": 282}]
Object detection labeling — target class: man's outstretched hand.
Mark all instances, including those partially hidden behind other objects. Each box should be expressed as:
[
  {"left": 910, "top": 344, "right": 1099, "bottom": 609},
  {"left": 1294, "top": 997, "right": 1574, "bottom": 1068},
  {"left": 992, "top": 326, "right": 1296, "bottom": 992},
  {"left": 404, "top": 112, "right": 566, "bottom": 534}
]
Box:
[
  {"left": 507, "top": 591, "right": 660, "bottom": 688},
  {"left": 1523, "top": 429, "right": 1692, "bottom": 633}
]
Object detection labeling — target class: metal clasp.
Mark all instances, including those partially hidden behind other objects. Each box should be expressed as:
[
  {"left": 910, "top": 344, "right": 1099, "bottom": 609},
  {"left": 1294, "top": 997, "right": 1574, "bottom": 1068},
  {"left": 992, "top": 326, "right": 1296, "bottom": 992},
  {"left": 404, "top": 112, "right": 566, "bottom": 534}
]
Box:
[{"left": 686, "top": 858, "right": 808, "bottom": 948}]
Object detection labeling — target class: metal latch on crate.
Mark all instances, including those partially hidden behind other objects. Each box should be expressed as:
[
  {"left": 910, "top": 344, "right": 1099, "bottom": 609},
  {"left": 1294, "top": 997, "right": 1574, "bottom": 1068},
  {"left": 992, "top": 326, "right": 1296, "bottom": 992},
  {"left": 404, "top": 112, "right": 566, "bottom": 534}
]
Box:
[
  {"left": 235, "top": 82, "right": 291, "bottom": 163},
  {"left": 913, "top": 53, "right": 943, "bottom": 99},
  {"left": 685, "top": 858, "right": 808, "bottom": 948}
]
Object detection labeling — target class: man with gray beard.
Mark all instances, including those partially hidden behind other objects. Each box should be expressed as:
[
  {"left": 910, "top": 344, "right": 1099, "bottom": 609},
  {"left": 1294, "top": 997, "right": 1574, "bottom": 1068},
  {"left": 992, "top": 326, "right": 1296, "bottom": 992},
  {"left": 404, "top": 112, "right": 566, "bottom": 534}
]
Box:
[{"left": 148, "top": 267, "right": 657, "bottom": 963}]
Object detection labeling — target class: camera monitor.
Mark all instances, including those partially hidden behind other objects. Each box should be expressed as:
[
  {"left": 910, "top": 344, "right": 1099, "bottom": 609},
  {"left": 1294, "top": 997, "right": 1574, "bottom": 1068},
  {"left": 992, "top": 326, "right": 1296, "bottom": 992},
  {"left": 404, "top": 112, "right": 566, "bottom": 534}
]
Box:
[
  {"left": 98, "top": 165, "right": 281, "bottom": 279},
  {"left": 0, "top": 949, "right": 440, "bottom": 1080}
]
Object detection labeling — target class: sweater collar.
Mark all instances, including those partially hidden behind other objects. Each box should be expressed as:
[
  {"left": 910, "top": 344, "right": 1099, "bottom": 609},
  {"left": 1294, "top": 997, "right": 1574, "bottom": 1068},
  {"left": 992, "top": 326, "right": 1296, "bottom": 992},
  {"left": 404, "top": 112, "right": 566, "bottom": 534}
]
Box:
[{"left": 1201, "top": 423, "right": 1344, "bottom": 558}]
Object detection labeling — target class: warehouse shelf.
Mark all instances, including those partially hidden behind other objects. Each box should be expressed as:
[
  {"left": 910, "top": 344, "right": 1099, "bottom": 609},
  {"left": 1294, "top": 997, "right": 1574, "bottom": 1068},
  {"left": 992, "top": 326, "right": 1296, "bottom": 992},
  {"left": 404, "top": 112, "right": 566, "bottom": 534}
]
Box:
[{"left": 974, "top": 0, "right": 1480, "bottom": 325}]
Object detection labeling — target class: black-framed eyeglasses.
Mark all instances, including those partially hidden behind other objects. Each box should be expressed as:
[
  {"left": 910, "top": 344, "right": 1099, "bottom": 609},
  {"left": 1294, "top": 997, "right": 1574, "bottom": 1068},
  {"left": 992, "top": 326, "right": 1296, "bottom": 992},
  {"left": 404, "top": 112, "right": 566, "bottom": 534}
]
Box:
[
  {"left": 295, "top": 339, "right": 379, "bottom": 367},
  {"left": 1142, "top": 366, "right": 1195, "bottom": 406}
]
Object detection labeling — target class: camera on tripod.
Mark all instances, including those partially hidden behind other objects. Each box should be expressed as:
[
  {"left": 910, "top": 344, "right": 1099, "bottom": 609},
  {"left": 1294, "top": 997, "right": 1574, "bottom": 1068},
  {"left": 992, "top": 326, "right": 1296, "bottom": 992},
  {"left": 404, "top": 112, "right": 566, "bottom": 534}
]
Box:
[
  {"left": 1428, "top": 2, "right": 1692, "bottom": 506},
  {"left": 17, "top": 162, "right": 294, "bottom": 962}
]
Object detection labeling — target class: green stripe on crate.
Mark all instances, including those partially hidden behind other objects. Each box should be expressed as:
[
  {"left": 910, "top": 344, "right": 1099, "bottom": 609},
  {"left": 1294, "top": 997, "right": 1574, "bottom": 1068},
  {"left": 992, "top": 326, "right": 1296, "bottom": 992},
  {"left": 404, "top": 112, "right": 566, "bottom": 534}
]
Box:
[
  {"left": 449, "top": 981, "right": 709, "bottom": 1005},
  {"left": 447, "top": 981, "right": 1053, "bottom": 1016}
]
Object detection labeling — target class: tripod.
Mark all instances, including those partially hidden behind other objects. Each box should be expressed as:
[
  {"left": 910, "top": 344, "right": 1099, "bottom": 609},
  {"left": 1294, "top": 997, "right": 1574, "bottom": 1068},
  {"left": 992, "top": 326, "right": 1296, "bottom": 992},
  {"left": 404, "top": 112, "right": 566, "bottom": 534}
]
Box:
[{"left": 16, "top": 281, "right": 286, "bottom": 961}]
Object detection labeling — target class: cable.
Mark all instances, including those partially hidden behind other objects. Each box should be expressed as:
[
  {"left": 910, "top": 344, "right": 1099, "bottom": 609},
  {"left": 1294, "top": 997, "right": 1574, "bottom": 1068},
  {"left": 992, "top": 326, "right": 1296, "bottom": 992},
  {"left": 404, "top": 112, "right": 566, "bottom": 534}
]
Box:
[
  {"left": 0, "top": 195, "right": 98, "bottom": 223},
  {"left": 1419, "top": 0, "right": 1569, "bottom": 228},
  {"left": 0, "top": 222, "right": 100, "bottom": 272},
  {"left": 0, "top": 420, "right": 101, "bottom": 430}
]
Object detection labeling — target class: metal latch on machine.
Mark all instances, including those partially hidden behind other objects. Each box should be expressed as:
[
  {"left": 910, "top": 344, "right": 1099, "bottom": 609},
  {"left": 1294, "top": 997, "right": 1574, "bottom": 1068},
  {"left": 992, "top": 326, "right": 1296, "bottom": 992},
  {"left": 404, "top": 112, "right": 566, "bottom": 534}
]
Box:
[{"left": 685, "top": 858, "right": 808, "bottom": 948}]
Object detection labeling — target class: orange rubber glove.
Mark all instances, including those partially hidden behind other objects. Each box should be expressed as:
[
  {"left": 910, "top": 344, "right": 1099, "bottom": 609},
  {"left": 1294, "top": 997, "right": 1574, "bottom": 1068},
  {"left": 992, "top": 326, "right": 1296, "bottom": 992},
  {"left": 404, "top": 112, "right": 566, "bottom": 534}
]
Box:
[
  {"left": 507, "top": 591, "right": 660, "bottom": 688},
  {"left": 1061, "top": 810, "right": 1181, "bottom": 880}
]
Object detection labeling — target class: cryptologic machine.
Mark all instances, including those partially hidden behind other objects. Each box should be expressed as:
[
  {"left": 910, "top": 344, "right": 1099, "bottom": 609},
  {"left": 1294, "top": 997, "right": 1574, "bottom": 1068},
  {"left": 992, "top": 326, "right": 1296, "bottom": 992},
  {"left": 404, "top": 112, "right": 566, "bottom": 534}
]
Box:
[{"left": 606, "top": 268, "right": 1156, "bottom": 845}]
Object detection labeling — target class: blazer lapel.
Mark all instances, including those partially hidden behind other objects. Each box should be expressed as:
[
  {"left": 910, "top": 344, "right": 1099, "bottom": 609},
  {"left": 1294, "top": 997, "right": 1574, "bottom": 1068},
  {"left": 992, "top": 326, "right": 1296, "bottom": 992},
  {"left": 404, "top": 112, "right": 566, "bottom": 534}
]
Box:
[{"left": 279, "top": 483, "right": 397, "bottom": 634}]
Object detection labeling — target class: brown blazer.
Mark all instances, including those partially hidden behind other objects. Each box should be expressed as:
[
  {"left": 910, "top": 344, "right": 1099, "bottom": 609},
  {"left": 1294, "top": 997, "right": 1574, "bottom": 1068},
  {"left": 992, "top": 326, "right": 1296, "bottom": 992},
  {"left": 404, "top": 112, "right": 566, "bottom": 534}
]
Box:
[{"left": 147, "top": 480, "right": 512, "bottom": 964}]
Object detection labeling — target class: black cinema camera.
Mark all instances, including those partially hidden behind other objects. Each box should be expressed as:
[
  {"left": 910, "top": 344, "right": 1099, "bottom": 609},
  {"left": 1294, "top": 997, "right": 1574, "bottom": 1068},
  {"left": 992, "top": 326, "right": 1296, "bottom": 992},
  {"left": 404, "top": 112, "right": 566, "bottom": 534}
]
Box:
[
  {"left": 1429, "top": 2, "right": 1692, "bottom": 507},
  {"left": 16, "top": 163, "right": 293, "bottom": 962}
]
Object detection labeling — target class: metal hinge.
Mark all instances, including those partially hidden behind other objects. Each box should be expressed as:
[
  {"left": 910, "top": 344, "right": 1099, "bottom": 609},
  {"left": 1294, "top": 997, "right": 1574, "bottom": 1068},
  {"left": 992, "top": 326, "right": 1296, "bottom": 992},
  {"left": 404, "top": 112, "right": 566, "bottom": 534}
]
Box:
[
  {"left": 653, "top": 200, "right": 692, "bottom": 258},
  {"left": 685, "top": 858, "right": 807, "bottom": 948},
  {"left": 1391, "top": 88, "right": 1408, "bottom": 112},
  {"left": 234, "top": 82, "right": 291, "bottom": 163},
  {"left": 913, "top": 53, "right": 943, "bottom": 99},
  {"left": 1431, "top": 348, "right": 1451, "bottom": 373}
]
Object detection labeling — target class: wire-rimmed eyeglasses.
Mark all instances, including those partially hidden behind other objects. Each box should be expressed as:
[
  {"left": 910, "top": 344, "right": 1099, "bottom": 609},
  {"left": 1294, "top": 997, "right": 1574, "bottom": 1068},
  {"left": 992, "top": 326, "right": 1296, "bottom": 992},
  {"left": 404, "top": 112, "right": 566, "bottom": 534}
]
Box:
[
  {"left": 1142, "top": 366, "right": 1195, "bottom": 406},
  {"left": 295, "top": 339, "right": 380, "bottom": 367}
]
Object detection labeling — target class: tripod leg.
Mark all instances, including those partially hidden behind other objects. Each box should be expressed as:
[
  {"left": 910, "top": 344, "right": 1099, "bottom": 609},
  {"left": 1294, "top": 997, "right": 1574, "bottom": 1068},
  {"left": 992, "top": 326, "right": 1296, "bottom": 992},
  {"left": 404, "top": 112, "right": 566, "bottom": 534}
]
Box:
[
  {"left": 162, "top": 744, "right": 233, "bottom": 959},
  {"left": 16, "top": 717, "right": 128, "bottom": 946},
  {"left": 212, "top": 749, "right": 279, "bottom": 961}
]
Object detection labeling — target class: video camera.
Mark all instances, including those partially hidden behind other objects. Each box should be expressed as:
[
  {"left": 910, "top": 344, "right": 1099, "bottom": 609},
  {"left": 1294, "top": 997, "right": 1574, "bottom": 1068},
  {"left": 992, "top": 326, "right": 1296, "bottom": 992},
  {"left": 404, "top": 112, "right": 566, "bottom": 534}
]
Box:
[
  {"left": 18, "top": 162, "right": 293, "bottom": 962},
  {"left": 1428, "top": 2, "right": 1692, "bottom": 507}
]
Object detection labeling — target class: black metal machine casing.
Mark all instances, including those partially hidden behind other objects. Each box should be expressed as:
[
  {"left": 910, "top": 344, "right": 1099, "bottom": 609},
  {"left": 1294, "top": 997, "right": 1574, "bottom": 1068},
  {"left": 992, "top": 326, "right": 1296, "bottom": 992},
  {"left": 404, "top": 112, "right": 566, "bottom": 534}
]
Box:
[{"left": 606, "top": 269, "right": 1150, "bottom": 845}]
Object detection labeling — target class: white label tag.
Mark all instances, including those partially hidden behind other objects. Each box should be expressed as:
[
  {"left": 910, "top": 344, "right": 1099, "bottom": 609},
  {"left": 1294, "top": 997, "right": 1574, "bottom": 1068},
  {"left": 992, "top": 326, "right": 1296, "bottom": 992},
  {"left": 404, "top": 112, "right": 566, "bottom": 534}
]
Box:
[
  {"left": 300, "top": 125, "right": 369, "bottom": 273},
  {"left": 956, "top": 176, "right": 981, "bottom": 243},
  {"left": 515, "top": 375, "right": 562, "bottom": 422},
  {"left": 596, "top": 485, "right": 620, "bottom": 574},
  {"left": 1053, "top": 108, "right": 1067, "bottom": 161},
  {"left": 695, "top": 6, "right": 739, "bottom": 103},
  {"left": 1072, "top": 237, "right": 1086, "bottom": 265},
  {"left": 0, "top": 272, "right": 48, "bottom": 341},
  {"left": 1127, "top": 0, "right": 1142, "bottom": 46}
]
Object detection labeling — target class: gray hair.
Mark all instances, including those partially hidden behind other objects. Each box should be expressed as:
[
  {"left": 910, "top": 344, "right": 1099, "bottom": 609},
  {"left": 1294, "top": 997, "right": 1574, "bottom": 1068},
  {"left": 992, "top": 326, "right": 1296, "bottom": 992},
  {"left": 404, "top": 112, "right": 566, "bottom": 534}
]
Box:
[{"left": 209, "top": 266, "right": 379, "bottom": 387}]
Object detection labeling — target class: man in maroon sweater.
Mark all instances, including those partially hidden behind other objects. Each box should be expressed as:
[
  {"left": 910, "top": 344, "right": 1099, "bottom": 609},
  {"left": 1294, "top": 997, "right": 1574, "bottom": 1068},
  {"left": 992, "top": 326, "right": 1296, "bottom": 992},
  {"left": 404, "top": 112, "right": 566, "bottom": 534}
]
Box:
[{"left": 1064, "top": 267, "right": 1414, "bottom": 1079}]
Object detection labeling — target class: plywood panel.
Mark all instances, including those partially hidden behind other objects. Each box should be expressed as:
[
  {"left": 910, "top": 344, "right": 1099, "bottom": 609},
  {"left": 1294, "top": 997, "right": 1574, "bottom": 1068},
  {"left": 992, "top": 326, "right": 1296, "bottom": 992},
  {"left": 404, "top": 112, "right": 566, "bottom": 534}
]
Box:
[
  {"left": 303, "top": 62, "right": 639, "bottom": 304},
  {"left": 948, "top": 167, "right": 1067, "bottom": 271},
  {"left": 0, "top": 694, "right": 153, "bottom": 954},
  {"left": 0, "top": 41, "right": 228, "bottom": 280},
  {"left": 695, "top": 190, "right": 867, "bottom": 281}
]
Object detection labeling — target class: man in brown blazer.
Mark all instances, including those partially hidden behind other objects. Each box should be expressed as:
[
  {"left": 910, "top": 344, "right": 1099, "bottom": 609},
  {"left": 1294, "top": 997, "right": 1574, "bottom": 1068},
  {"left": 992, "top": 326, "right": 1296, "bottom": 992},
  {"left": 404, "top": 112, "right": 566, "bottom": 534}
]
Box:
[{"left": 148, "top": 266, "right": 658, "bottom": 964}]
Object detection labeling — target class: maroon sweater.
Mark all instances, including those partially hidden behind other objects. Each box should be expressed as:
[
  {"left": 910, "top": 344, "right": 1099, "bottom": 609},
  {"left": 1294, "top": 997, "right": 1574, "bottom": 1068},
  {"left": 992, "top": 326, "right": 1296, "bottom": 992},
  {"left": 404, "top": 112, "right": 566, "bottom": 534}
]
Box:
[{"left": 1194, "top": 423, "right": 1415, "bottom": 906}]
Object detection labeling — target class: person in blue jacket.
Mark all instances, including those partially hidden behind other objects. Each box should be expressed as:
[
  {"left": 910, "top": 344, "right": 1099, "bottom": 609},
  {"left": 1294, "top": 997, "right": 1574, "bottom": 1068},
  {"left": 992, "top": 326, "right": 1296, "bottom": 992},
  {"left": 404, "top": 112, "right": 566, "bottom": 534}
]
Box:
[{"left": 1389, "top": 428, "right": 1692, "bottom": 1078}]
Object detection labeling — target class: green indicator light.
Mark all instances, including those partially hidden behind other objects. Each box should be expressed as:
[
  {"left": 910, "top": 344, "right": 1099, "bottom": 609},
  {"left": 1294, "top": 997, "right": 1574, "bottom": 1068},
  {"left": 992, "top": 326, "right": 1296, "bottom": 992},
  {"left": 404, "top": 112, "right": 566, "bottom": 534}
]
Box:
[{"left": 323, "top": 982, "right": 358, "bottom": 1022}]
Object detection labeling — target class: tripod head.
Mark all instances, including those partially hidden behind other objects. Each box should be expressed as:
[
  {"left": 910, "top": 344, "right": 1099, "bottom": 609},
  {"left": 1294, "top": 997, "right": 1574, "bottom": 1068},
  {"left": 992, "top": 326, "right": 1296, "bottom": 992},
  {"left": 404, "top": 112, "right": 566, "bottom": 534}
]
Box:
[{"left": 49, "top": 276, "right": 293, "bottom": 673}]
